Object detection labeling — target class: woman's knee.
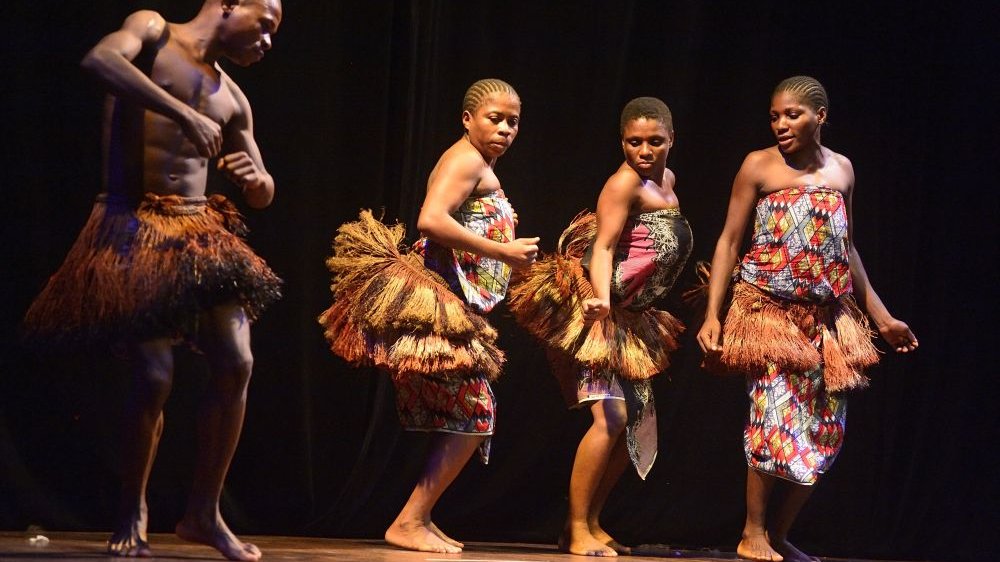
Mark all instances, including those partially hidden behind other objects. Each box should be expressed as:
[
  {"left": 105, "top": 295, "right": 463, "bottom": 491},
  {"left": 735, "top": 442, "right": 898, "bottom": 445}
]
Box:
[{"left": 592, "top": 400, "right": 628, "bottom": 435}]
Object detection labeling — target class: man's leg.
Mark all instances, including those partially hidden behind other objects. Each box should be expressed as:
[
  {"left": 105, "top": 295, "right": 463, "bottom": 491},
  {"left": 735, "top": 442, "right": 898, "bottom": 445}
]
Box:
[
  {"left": 108, "top": 338, "right": 175, "bottom": 557},
  {"left": 174, "top": 302, "right": 260, "bottom": 562},
  {"left": 562, "top": 399, "right": 627, "bottom": 557},
  {"left": 385, "top": 432, "right": 484, "bottom": 554},
  {"left": 738, "top": 467, "right": 783, "bottom": 562}
]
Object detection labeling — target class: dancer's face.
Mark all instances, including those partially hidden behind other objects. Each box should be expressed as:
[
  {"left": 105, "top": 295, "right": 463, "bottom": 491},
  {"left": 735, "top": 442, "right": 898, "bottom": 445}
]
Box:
[
  {"left": 621, "top": 117, "right": 672, "bottom": 177},
  {"left": 770, "top": 91, "right": 825, "bottom": 154},
  {"left": 463, "top": 93, "right": 521, "bottom": 159},
  {"left": 220, "top": 0, "right": 283, "bottom": 66}
]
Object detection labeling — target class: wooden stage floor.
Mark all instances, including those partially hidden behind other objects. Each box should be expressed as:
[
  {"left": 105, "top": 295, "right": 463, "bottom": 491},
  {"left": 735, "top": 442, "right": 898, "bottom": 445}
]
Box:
[{"left": 0, "top": 531, "right": 908, "bottom": 561}]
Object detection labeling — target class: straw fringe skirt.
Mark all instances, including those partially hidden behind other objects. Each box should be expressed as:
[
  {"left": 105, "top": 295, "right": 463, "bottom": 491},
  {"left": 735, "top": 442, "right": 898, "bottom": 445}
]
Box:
[
  {"left": 507, "top": 212, "right": 684, "bottom": 382},
  {"left": 720, "top": 282, "right": 879, "bottom": 392},
  {"left": 23, "top": 193, "right": 282, "bottom": 345},
  {"left": 317, "top": 210, "right": 504, "bottom": 381}
]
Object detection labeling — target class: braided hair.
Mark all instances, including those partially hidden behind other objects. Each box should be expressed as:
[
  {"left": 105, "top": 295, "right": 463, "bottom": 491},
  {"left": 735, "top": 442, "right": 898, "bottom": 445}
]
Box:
[
  {"left": 462, "top": 79, "right": 520, "bottom": 114},
  {"left": 773, "top": 76, "right": 829, "bottom": 118}
]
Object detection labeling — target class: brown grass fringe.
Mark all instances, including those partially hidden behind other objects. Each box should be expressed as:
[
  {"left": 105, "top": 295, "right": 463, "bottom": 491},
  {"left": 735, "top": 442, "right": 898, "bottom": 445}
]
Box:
[
  {"left": 507, "top": 211, "right": 684, "bottom": 381},
  {"left": 720, "top": 282, "right": 878, "bottom": 392},
  {"left": 23, "top": 193, "right": 282, "bottom": 347},
  {"left": 317, "top": 210, "right": 504, "bottom": 381}
]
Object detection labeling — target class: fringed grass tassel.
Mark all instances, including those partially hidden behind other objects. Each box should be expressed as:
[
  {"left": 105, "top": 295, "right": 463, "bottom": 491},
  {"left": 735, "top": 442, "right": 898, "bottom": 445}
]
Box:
[
  {"left": 821, "top": 325, "right": 869, "bottom": 391},
  {"left": 508, "top": 211, "right": 684, "bottom": 381},
  {"left": 23, "top": 198, "right": 134, "bottom": 344},
  {"left": 318, "top": 210, "right": 503, "bottom": 381},
  {"left": 834, "top": 295, "right": 880, "bottom": 369},
  {"left": 720, "top": 283, "right": 821, "bottom": 373},
  {"left": 720, "top": 282, "right": 880, "bottom": 392},
  {"left": 24, "top": 194, "right": 281, "bottom": 346}
]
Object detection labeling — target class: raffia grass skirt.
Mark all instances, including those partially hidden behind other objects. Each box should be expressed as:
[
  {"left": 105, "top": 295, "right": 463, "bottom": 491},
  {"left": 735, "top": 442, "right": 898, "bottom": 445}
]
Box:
[
  {"left": 720, "top": 282, "right": 879, "bottom": 392},
  {"left": 507, "top": 212, "right": 684, "bottom": 382},
  {"left": 317, "top": 210, "right": 504, "bottom": 381},
  {"left": 23, "top": 193, "right": 282, "bottom": 346}
]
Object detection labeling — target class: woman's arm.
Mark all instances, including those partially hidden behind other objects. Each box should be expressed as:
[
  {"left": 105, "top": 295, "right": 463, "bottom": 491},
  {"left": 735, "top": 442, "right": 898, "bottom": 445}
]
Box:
[
  {"left": 843, "top": 162, "right": 919, "bottom": 352},
  {"left": 582, "top": 171, "right": 634, "bottom": 322},
  {"left": 696, "top": 152, "right": 763, "bottom": 353},
  {"left": 416, "top": 149, "right": 538, "bottom": 268}
]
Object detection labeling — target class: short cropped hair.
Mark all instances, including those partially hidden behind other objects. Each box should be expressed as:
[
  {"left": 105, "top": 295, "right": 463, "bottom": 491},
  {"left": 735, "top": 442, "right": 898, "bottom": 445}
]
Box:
[{"left": 620, "top": 97, "right": 673, "bottom": 134}]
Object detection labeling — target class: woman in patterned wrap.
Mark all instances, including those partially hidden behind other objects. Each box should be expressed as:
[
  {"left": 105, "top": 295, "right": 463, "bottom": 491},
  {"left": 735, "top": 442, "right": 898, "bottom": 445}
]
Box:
[
  {"left": 509, "top": 97, "right": 691, "bottom": 557},
  {"left": 318, "top": 79, "right": 538, "bottom": 554},
  {"left": 696, "top": 76, "right": 918, "bottom": 562}
]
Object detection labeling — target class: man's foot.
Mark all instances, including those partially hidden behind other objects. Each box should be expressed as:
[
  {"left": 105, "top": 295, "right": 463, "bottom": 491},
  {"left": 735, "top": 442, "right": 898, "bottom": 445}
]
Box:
[
  {"left": 772, "top": 538, "right": 821, "bottom": 562},
  {"left": 590, "top": 525, "right": 631, "bottom": 555},
  {"left": 175, "top": 516, "right": 261, "bottom": 561},
  {"left": 385, "top": 519, "right": 461, "bottom": 554},
  {"left": 427, "top": 521, "right": 464, "bottom": 548},
  {"left": 559, "top": 531, "right": 619, "bottom": 557},
  {"left": 107, "top": 508, "right": 152, "bottom": 557},
  {"left": 737, "top": 533, "right": 783, "bottom": 562}
]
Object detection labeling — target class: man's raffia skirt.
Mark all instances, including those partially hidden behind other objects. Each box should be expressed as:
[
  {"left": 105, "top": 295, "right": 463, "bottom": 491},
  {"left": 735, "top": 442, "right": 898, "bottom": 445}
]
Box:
[
  {"left": 507, "top": 212, "right": 684, "bottom": 382},
  {"left": 317, "top": 210, "right": 504, "bottom": 381},
  {"left": 23, "top": 193, "right": 282, "bottom": 346},
  {"left": 719, "top": 281, "right": 879, "bottom": 392}
]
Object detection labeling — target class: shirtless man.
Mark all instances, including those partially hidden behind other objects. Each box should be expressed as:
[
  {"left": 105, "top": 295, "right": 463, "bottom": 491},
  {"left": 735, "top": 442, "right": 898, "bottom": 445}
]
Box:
[{"left": 24, "top": 1, "right": 283, "bottom": 559}]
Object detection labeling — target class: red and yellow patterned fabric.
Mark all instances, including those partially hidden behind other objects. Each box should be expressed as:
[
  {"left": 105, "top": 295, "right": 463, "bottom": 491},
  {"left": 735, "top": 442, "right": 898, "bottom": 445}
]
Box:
[
  {"left": 743, "top": 314, "right": 847, "bottom": 484},
  {"left": 721, "top": 185, "right": 878, "bottom": 483},
  {"left": 318, "top": 205, "right": 513, "bottom": 464},
  {"left": 415, "top": 191, "right": 515, "bottom": 314},
  {"left": 394, "top": 372, "right": 496, "bottom": 462},
  {"left": 740, "top": 186, "right": 851, "bottom": 302}
]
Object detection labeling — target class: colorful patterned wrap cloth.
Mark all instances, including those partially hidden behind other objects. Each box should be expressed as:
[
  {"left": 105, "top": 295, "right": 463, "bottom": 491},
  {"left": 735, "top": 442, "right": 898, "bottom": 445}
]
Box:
[
  {"left": 415, "top": 191, "right": 516, "bottom": 314},
  {"left": 586, "top": 207, "right": 693, "bottom": 310},
  {"left": 724, "top": 186, "right": 877, "bottom": 483},
  {"left": 739, "top": 185, "right": 851, "bottom": 302}
]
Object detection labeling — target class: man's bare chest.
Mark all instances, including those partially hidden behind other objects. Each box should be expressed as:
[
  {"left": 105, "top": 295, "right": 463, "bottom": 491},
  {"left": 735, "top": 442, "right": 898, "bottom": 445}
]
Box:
[{"left": 150, "top": 46, "right": 238, "bottom": 125}]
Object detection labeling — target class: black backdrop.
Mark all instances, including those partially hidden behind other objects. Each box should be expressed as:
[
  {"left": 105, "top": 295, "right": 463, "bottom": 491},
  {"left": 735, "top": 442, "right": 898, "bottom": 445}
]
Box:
[{"left": 1, "top": 2, "right": 996, "bottom": 561}]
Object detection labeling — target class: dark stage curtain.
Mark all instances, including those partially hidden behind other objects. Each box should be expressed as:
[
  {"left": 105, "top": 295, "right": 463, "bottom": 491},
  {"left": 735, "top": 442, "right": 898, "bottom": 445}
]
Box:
[{"left": 1, "top": 2, "right": 995, "bottom": 561}]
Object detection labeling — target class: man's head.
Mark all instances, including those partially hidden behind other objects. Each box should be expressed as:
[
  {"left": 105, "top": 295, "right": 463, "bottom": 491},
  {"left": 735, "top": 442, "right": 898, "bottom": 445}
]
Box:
[{"left": 215, "top": 0, "right": 283, "bottom": 66}]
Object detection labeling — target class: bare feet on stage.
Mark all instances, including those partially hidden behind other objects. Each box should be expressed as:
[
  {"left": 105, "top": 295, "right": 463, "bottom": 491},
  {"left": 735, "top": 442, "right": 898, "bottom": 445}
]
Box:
[
  {"left": 772, "top": 537, "right": 821, "bottom": 562},
  {"left": 737, "top": 532, "right": 783, "bottom": 561},
  {"left": 385, "top": 517, "right": 462, "bottom": 554},
  {"left": 591, "top": 525, "right": 631, "bottom": 555},
  {"left": 175, "top": 515, "right": 261, "bottom": 561},
  {"left": 107, "top": 507, "right": 152, "bottom": 557},
  {"left": 559, "top": 528, "right": 619, "bottom": 557},
  {"left": 427, "top": 520, "right": 464, "bottom": 548}
]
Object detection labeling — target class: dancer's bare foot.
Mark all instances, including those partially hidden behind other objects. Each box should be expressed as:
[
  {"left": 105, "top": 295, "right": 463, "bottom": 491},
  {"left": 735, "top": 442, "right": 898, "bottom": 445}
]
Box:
[
  {"left": 737, "top": 533, "right": 783, "bottom": 561},
  {"left": 107, "top": 507, "right": 153, "bottom": 557},
  {"left": 175, "top": 515, "right": 261, "bottom": 561},
  {"left": 590, "top": 525, "right": 631, "bottom": 555},
  {"left": 771, "top": 538, "right": 820, "bottom": 562},
  {"left": 560, "top": 530, "right": 618, "bottom": 557},
  {"left": 427, "top": 521, "right": 464, "bottom": 549},
  {"left": 385, "top": 519, "right": 461, "bottom": 554}
]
